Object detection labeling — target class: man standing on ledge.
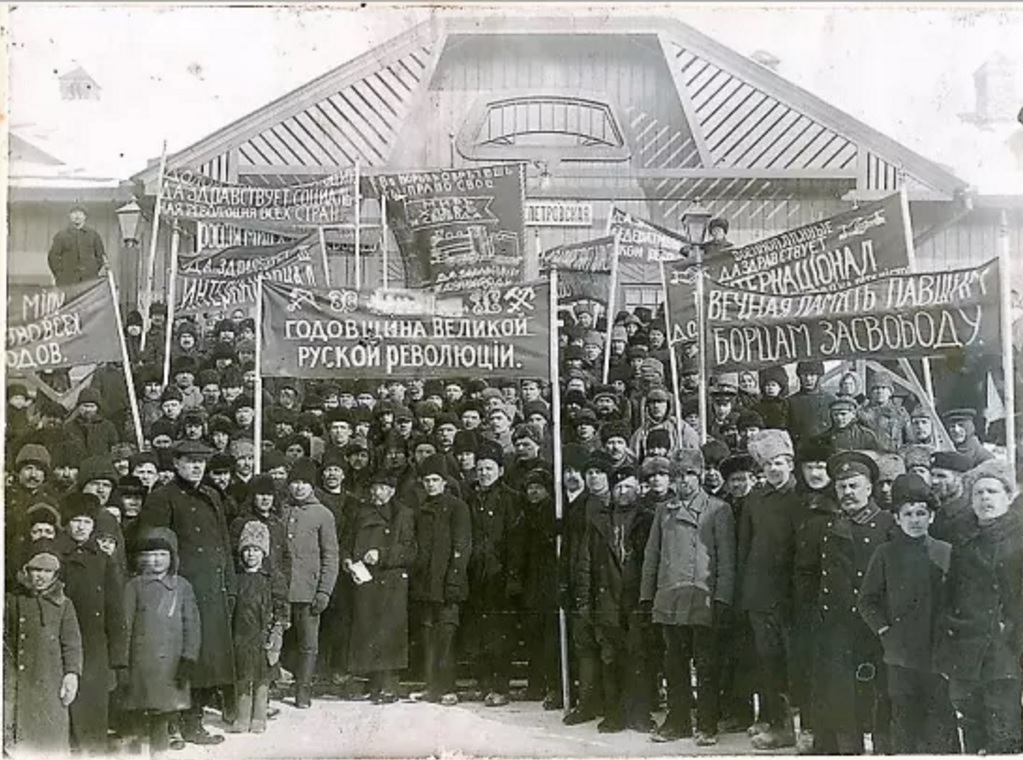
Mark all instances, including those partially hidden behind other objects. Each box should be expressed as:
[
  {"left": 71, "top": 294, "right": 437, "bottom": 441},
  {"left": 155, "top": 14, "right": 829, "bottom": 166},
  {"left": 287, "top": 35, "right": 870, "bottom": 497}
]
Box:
[{"left": 47, "top": 204, "right": 107, "bottom": 287}]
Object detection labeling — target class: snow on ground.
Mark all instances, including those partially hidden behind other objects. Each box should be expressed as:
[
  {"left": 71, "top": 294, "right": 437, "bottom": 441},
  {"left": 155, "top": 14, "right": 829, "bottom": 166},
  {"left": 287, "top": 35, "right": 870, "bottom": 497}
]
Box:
[{"left": 165, "top": 695, "right": 788, "bottom": 759}]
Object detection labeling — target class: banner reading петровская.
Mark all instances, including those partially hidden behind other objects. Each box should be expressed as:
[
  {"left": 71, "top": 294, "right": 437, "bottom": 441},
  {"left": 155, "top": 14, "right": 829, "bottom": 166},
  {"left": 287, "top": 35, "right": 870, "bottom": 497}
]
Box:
[
  {"left": 694, "top": 258, "right": 1000, "bottom": 370},
  {"left": 261, "top": 278, "right": 550, "bottom": 379}
]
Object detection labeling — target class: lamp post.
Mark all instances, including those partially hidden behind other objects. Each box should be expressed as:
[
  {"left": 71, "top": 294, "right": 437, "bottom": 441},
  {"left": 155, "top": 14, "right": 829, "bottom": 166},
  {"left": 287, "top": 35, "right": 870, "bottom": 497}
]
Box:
[
  {"left": 115, "top": 199, "right": 143, "bottom": 308},
  {"left": 115, "top": 200, "right": 142, "bottom": 245},
  {"left": 680, "top": 200, "right": 713, "bottom": 442}
]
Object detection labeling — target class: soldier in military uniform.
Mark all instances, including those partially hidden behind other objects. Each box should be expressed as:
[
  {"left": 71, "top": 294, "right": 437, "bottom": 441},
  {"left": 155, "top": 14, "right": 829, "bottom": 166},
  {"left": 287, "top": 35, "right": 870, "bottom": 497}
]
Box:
[{"left": 802, "top": 451, "right": 897, "bottom": 754}]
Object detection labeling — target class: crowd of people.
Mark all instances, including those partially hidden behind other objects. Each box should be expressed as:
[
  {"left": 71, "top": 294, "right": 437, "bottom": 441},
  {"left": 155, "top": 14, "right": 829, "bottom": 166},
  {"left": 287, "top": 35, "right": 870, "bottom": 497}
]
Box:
[{"left": 4, "top": 290, "right": 1022, "bottom": 757}]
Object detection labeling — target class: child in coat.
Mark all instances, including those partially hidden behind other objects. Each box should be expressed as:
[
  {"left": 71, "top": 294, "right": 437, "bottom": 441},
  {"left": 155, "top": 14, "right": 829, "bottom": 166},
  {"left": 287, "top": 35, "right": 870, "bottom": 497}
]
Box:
[
  {"left": 4, "top": 542, "right": 83, "bottom": 755},
  {"left": 228, "top": 521, "right": 289, "bottom": 733},
  {"left": 858, "top": 473, "right": 958, "bottom": 753},
  {"left": 121, "top": 528, "right": 201, "bottom": 753}
]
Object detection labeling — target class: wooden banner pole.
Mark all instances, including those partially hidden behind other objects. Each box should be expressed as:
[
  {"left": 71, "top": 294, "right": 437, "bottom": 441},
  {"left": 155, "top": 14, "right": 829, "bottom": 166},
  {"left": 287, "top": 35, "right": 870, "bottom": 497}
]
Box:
[
  {"left": 318, "top": 227, "right": 330, "bottom": 288},
  {"left": 602, "top": 232, "right": 621, "bottom": 385},
  {"left": 998, "top": 210, "right": 1017, "bottom": 476},
  {"left": 381, "top": 196, "right": 390, "bottom": 290},
  {"left": 696, "top": 243, "right": 708, "bottom": 444},
  {"left": 660, "top": 261, "right": 687, "bottom": 449},
  {"left": 254, "top": 274, "right": 265, "bottom": 473},
  {"left": 549, "top": 268, "right": 571, "bottom": 714},
  {"left": 140, "top": 139, "right": 168, "bottom": 352},
  {"left": 900, "top": 184, "right": 938, "bottom": 405},
  {"left": 354, "top": 160, "right": 362, "bottom": 288},
  {"left": 160, "top": 223, "right": 180, "bottom": 389},
  {"left": 107, "top": 271, "right": 145, "bottom": 450}
]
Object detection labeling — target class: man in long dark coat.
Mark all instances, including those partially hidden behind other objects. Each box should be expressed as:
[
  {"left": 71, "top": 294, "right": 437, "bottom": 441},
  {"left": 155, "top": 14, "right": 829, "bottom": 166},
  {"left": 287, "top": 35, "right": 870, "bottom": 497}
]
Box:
[
  {"left": 47, "top": 205, "right": 106, "bottom": 286},
  {"left": 138, "top": 440, "right": 235, "bottom": 745},
  {"left": 341, "top": 471, "right": 417, "bottom": 702}
]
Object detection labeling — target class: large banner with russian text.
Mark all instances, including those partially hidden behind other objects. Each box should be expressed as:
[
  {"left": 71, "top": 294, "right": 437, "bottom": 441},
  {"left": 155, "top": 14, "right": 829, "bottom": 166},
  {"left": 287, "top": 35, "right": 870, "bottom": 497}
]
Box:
[
  {"left": 261, "top": 279, "right": 550, "bottom": 379},
  {"left": 175, "top": 234, "right": 328, "bottom": 315},
  {"left": 370, "top": 165, "right": 527, "bottom": 294},
  {"left": 161, "top": 169, "right": 357, "bottom": 226},
  {"left": 665, "top": 193, "right": 911, "bottom": 346},
  {"left": 541, "top": 235, "right": 614, "bottom": 306},
  {"left": 669, "top": 259, "right": 1000, "bottom": 371},
  {"left": 6, "top": 278, "right": 122, "bottom": 371}
]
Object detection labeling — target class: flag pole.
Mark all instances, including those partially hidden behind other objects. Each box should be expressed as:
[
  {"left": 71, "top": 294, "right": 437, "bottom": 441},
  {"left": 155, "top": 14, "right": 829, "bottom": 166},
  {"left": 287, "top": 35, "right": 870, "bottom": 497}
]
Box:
[
  {"left": 660, "top": 261, "right": 687, "bottom": 448},
  {"left": 141, "top": 139, "right": 168, "bottom": 352},
  {"left": 254, "top": 274, "right": 265, "bottom": 473},
  {"left": 998, "top": 210, "right": 1017, "bottom": 477},
  {"left": 696, "top": 242, "right": 708, "bottom": 444},
  {"left": 160, "top": 223, "right": 180, "bottom": 388},
  {"left": 601, "top": 232, "right": 621, "bottom": 385},
  {"left": 318, "top": 227, "right": 331, "bottom": 288},
  {"left": 549, "top": 268, "right": 570, "bottom": 713},
  {"left": 107, "top": 270, "right": 145, "bottom": 450},
  {"left": 381, "top": 195, "right": 389, "bottom": 290},
  {"left": 900, "top": 185, "right": 936, "bottom": 402},
  {"left": 354, "top": 160, "right": 362, "bottom": 288}
]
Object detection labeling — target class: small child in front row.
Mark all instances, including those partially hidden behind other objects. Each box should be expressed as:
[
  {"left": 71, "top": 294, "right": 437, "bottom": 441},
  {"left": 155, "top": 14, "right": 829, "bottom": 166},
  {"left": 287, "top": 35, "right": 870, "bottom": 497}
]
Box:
[
  {"left": 228, "top": 521, "right": 290, "bottom": 734},
  {"left": 857, "top": 473, "right": 958, "bottom": 754},
  {"left": 122, "top": 529, "right": 201, "bottom": 754}
]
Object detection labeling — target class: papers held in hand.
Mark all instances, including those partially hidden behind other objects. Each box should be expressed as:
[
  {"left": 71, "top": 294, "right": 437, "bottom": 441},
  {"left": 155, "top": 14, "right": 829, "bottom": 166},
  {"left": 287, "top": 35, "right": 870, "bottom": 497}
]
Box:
[{"left": 350, "top": 560, "right": 373, "bottom": 585}]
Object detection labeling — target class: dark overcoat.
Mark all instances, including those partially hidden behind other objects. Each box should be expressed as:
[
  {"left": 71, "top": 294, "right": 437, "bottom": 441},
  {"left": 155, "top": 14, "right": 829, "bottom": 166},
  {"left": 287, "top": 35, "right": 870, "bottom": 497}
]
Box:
[
  {"left": 47, "top": 225, "right": 105, "bottom": 286},
  {"left": 520, "top": 496, "right": 559, "bottom": 613},
  {"left": 57, "top": 536, "right": 126, "bottom": 749},
  {"left": 410, "top": 492, "right": 471, "bottom": 604},
  {"left": 576, "top": 501, "right": 653, "bottom": 626},
  {"left": 4, "top": 578, "right": 83, "bottom": 754},
  {"left": 804, "top": 505, "right": 896, "bottom": 733},
  {"left": 934, "top": 507, "right": 1023, "bottom": 681},
  {"left": 737, "top": 478, "right": 800, "bottom": 616},
  {"left": 138, "top": 475, "right": 237, "bottom": 687},
  {"left": 466, "top": 481, "right": 524, "bottom": 609},
  {"left": 343, "top": 498, "right": 417, "bottom": 673},
  {"left": 232, "top": 561, "right": 289, "bottom": 688}
]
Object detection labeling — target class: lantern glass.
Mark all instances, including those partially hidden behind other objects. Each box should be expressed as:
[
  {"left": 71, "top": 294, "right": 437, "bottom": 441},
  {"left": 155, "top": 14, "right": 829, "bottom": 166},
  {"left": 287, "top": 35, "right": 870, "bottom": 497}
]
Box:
[
  {"left": 681, "top": 201, "right": 712, "bottom": 246},
  {"left": 116, "top": 200, "right": 142, "bottom": 243}
]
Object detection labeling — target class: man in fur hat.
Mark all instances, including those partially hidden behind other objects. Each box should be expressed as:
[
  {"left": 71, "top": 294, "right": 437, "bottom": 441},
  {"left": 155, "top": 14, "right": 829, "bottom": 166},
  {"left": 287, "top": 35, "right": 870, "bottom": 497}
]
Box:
[
  {"left": 788, "top": 360, "right": 836, "bottom": 444},
  {"left": 63, "top": 387, "right": 121, "bottom": 457},
  {"left": 738, "top": 429, "right": 801, "bottom": 749}
]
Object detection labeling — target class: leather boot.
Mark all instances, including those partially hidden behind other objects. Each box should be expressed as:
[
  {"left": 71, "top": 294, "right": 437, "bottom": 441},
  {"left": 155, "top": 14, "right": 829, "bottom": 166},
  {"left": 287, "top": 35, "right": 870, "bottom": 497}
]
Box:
[
  {"left": 227, "top": 686, "right": 253, "bottom": 733},
  {"left": 295, "top": 653, "right": 317, "bottom": 708},
  {"left": 252, "top": 684, "right": 270, "bottom": 733}
]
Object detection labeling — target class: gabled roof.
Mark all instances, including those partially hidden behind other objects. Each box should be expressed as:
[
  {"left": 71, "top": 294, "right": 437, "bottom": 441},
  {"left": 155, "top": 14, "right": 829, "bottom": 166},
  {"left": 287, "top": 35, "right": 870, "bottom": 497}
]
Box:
[{"left": 132, "top": 14, "right": 967, "bottom": 198}]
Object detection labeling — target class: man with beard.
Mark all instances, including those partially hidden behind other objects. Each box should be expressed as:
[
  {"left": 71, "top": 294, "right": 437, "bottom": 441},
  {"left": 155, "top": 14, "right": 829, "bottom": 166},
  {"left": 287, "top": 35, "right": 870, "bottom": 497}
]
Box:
[
  {"left": 738, "top": 430, "right": 800, "bottom": 750},
  {"left": 787, "top": 360, "right": 836, "bottom": 444},
  {"left": 410, "top": 453, "right": 471, "bottom": 706},
  {"left": 577, "top": 465, "right": 656, "bottom": 733},
  {"left": 592, "top": 385, "right": 629, "bottom": 429},
  {"left": 137, "top": 440, "right": 235, "bottom": 745},
  {"left": 804, "top": 451, "right": 896, "bottom": 754},
  {"left": 602, "top": 421, "right": 636, "bottom": 477},
  {"left": 927, "top": 451, "right": 975, "bottom": 547},
  {"left": 464, "top": 441, "right": 524, "bottom": 707}
]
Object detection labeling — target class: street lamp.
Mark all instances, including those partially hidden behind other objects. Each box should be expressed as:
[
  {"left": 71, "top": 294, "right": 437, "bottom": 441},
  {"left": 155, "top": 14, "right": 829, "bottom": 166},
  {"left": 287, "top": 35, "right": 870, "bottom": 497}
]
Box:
[
  {"left": 680, "top": 199, "right": 713, "bottom": 250},
  {"left": 115, "top": 199, "right": 142, "bottom": 245}
]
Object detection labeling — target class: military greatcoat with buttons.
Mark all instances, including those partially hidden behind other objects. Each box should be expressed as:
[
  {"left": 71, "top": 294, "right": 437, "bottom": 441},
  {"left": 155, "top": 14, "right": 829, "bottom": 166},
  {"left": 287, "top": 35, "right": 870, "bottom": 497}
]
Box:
[
  {"left": 138, "top": 475, "right": 237, "bottom": 688},
  {"left": 803, "top": 502, "right": 897, "bottom": 732}
]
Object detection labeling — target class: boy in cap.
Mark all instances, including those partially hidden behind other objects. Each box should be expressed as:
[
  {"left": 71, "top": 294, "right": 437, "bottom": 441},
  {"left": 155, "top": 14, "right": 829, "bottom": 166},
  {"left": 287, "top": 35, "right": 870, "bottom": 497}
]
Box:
[
  {"left": 804, "top": 451, "right": 896, "bottom": 754},
  {"left": 228, "top": 520, "right": 289, "bottom": 733},
  {"left": 5, "top": 542, "right": 83, "bottom": 754},
  {"left": 738, "top": 429, "right": 801, "bottom": 749},
  {"left": 858, "top": 474, "right": 958, "bottom": 754},
  {"left": 641, "top": 448, "right": 735, "bottom": 745},
  {"left": 754, "top": 366, "right": 791, "bottom": 429},
  {"left": 279, "top": 457, "right": 339, "bottom": 709},
  {"left": 464, "top": 441, "right": 523, "bottom": 707},
  {"left": 409, "top": 453, "right": 471, "bottom": 706},
  {"left": 576, "top": 465, "right": 656, "bottom": 733},
  {"left": 342, "top": 470, "right": 416, "bottom": 704},
  {"left": 934, "top": 459, "right": 1023, "bottom": 754}
]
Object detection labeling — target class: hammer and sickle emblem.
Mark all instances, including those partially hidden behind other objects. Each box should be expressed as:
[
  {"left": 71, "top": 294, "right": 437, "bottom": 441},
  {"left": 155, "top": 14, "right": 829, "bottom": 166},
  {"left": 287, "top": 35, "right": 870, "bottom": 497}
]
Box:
[
  {"left": 504, "top": 286, "right": 535, "bottom": 314},
  {"left": 286, "top": 288, "right": 315, "bottom": 312}
]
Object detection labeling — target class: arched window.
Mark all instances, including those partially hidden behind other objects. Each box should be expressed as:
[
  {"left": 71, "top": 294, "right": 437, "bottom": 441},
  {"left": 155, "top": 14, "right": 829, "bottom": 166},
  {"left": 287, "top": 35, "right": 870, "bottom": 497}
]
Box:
[{"left": 457, "top": 91, "right": 631, "bottom": 161}]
